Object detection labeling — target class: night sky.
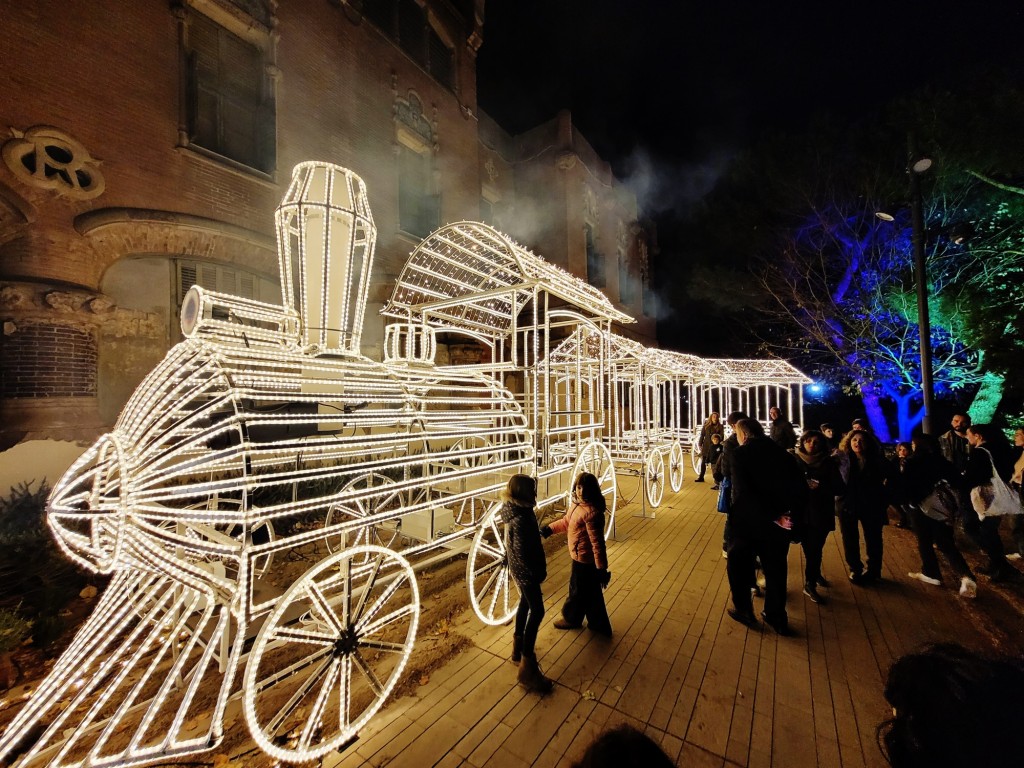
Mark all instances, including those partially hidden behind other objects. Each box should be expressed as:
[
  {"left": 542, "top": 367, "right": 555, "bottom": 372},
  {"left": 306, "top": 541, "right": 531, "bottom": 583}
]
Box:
[{"left": 477, "top": 1, "right": 1022, "bottom": 220}]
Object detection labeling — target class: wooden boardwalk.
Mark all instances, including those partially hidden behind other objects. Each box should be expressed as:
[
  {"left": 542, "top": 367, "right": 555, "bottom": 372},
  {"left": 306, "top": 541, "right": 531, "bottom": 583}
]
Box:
[{"left": 327, "top": 478, "right": 1017, "bottom": 768}]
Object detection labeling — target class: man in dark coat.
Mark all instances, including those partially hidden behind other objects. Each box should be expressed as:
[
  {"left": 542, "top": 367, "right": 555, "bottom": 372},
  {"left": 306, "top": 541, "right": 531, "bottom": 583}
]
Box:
[
  {"left": 769, "top": 406, "right": 797, "bottom": 451},
  {"left": 725, "top": 418, "right": 807, "bottom": 635},
  {"left": 713, "top": 411, "right": 748, "bottom": 555}
]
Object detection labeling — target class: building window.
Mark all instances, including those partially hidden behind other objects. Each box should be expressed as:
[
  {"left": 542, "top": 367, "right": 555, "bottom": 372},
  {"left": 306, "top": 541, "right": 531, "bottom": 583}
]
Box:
[
  {"left": 184, "top": 8, "right": 275, "bottom": 173},
  {"left": 398, "top": 144, "right": 439, "bottom": 238},
  {"left": 174, "top": 258, "right": 279, "bottom": 336},
  {"left": 586, "top": 225, "right": 604, "bottom": 288},
  {"left": 362, "top": 0, "right": 455, "bottom": 89},
  {"left": 177, "top": 259, "right": 271, "bottom": 303}
]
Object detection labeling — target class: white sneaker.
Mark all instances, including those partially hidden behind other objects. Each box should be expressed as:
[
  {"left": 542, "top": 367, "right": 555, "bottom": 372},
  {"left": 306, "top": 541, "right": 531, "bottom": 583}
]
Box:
[
  {"left": 1006, "top": 553, "right": 1022, "bottom": 561},
  {"left": 908, "top": 572, "right": 941, "bottom": 586},
  {"left": 959, "top": 577, "right": 978, "bottom": 598}
]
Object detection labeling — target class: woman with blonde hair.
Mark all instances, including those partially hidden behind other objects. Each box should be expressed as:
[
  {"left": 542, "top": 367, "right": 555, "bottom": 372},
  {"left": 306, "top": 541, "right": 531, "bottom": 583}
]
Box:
[
  {"left": 542, "top": 472, "right": 612, "bottom": 636},
  {"left": 499, "top": 473, "right": 553, "bottom": 694}
]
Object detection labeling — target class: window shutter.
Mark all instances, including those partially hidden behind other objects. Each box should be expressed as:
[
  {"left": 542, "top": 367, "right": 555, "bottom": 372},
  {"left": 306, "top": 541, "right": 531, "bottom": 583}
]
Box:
[
  {"left": 428, "top": 28, "right": 453, "bottom": 87},
  {"left": 200, "top": 265, "right": 218, "bottom": 290},
  {"left": 180, "top": 263, "right": 197, "bottom": 293}
]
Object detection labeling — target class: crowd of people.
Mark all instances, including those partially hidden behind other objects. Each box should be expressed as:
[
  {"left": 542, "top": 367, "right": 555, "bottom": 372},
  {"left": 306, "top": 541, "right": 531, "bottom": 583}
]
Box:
[
  {"left": 498, "top": 413, "right": 1022, "bottom": 767},
  {"left": 695, "top": 407, "right": 1024, "bottom": 636}
]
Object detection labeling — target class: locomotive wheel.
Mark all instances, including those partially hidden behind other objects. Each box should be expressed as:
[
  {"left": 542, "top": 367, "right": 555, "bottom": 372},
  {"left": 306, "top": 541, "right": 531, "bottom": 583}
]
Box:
[
  {"left": 243, "top": 546, "right": 419, "bottom": 764},
  {"left": 569, "top": 441, "right": 618, "bottom": 539},
  {"left": 645, "top": 449, "right": 666, "bottom": 509},
  {"left": 449, "top": 435, "right": 498, "bottom": 527},
  {"left": 467, "top": 502, "right": 519, "bottom": 626},
  {"left": 669, "top": 441, "right": 685, "bottom": 492},
  {"left": 176, "top": 497, "right": 275, "bottom": 579},
  {"left": 325, "top": 473, "right": 403, "bottom": 558}
]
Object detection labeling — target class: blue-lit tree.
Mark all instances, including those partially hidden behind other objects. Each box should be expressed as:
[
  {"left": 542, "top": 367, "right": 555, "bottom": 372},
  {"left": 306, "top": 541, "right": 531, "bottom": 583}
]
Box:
[
  {"left": 756, "top": 194, "right": 986, "bottom": 442},
  {"left": 677, "top": 77, "right": 1024, "bottom": 437}
]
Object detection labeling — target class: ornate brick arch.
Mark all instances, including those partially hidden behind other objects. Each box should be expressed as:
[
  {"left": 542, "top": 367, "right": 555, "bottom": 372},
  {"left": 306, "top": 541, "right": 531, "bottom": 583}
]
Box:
[{"left": 75, "top": 208, "right": 278, "bottom": 282}]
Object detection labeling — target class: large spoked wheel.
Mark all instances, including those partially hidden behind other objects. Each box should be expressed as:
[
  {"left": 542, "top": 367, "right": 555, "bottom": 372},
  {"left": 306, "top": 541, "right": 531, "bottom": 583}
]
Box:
[
  {"left": 467, "top": 502, "right": 519, "bottom": 626},
  {"left": 325, "top": 474, "right": 403, "bottom": 558},
  {"left": 569, "top": 441, "right": 618, "bottom": 539},
  {"left": 243, "top": 546, "right": 420, "bottom": 764},
  {"left": 668, "top": 441, "right": 684, "bottom": 492},
  {"left": 645, "top": 449, "right": 665, "bottom": 508}
]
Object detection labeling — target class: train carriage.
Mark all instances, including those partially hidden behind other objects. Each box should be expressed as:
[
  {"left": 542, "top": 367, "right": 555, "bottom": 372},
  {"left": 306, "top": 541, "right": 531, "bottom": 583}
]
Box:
[
  {"left": 686, "top": 358, "right": 813, "bottom": 473},
  {"left": 543, "top": 329, "right": 686, "bottom": 510},
  {"left": 382, "top": 221, "right": 635, "bottom": 538}
]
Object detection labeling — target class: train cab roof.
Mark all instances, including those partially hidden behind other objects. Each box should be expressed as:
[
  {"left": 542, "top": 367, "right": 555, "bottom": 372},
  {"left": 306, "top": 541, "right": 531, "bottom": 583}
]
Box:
[{"left": 383, "top": 221, "right": 635, "bottom": 337}]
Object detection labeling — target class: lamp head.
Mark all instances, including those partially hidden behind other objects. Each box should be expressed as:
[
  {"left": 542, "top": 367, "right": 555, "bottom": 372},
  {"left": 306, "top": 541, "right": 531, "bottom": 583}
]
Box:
[{"left": 911, "top": 157, "right": 933, "bottom": 174}]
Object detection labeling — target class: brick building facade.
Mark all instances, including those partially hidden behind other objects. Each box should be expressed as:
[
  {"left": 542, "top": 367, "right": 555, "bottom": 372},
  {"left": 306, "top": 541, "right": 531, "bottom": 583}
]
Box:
[{"left": 0, "top": 0, "right": 656, "bottom": 483}]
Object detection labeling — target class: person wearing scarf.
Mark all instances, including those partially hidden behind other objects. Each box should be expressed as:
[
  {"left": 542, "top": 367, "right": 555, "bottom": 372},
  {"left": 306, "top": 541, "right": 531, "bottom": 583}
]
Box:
[{"left": 793, "top": 430, "right": 845, "bottom": 603}]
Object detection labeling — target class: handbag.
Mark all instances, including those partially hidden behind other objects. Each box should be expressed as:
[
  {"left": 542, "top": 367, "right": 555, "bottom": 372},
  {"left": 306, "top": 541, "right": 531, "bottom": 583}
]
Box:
[
  {"left": 970, "top": 448, "right": 1022, "bottom": 519},
  {"left": 717, "top": 476, "right": 731, "bottom": 514},
  {"left": 919, "top": 479, "right": 957, "bottom": 522}
]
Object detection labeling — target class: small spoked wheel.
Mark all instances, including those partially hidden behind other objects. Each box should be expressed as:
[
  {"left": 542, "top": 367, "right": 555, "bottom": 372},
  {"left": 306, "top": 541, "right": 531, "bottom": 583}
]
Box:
[
  {"left": 467, "top": 502, "right": 519, "bottom": 626},
  {"left": 178, "top": 497, "right": 276, "bottom": 579},
  {"left": 645, "top": 449, "right": 665, "bottom": 508},
  {"left": 691, "top": 442, "right": 703, "bottom": 475},
  {"left": 448, "top": 435, "right": 498, "bottom": 527},
  {"left": 669, "top": 441, "right": 684, "bottom": 492},
  {"left": 454, "top": 494, "right": 492, "bottom": 527},
  {"left": 243, "top": 546, "right": 420, "bottom": 764},
  {"left": 325, "top": 473, "right": 403, "bottom": 558},
  {"left": 569, "top": 441, "right": 618, "bottom": 538}
]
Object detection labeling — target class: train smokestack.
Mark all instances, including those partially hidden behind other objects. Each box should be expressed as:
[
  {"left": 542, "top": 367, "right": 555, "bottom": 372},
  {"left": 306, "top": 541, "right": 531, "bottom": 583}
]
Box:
[{"left": 276, "top": 162, "right": 377, "bottom": 356}]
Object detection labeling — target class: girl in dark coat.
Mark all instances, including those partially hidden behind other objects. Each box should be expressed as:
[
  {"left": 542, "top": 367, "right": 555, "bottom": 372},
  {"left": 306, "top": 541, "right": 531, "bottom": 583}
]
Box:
[
  {"left": 793, "top": 430, "right": 844, "bottom": 603},
  {"left": 499, "top": 474, "right": 552, "bottom": 694},
  {"left": 890, "top": 442, "right": 914, "bottom": 528},
  {"left": 837, "top": 429, "right": 892, "bottom": 584}
]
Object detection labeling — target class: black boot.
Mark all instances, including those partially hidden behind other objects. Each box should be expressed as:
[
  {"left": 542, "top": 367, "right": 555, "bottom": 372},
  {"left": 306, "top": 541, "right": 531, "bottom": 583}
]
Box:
[
  {"left": 511, "top": 634, "right": 523, "bottom": 664},
  {"left": 517, "top": 652, "right": 554, "bottom": 695}
]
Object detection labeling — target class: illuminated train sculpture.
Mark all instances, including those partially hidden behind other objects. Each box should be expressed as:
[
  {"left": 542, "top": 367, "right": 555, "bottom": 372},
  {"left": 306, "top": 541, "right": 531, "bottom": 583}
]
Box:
[{"left": 0, "top": 163, "right": 617, "bottom": 767}]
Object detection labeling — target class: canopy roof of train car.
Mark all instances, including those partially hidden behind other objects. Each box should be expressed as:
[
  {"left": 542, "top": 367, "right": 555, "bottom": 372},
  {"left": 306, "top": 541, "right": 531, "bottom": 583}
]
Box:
[
  {"left": 383, "top": 222, "right": 635, "bottom": 336},
  {"left": 543, "top": 329, "right": 811, "bottom": 387},
  {"left": 700, "top": 358, "right": 813, "bottom": 387}
]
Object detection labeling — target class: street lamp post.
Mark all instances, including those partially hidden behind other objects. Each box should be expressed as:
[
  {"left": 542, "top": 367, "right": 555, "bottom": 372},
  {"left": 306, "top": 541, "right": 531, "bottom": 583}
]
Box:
[
  {"left": 909, "top": 155, "right": 935, "bottom": 435},
  {"left": 876, "top": 153, "right": 934, "bottom": 434}
]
